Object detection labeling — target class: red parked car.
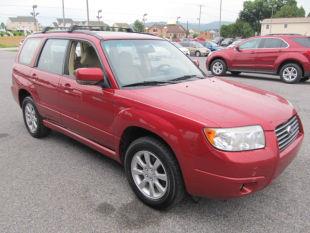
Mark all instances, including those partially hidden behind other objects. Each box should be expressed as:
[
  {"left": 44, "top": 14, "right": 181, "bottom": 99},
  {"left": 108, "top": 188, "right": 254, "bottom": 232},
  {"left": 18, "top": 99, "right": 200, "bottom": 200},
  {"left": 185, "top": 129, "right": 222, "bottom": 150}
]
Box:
[
  {"left": 207, "top": 35, "right": 310, "bottom": 83},
  {"left": 11, "top": 27, "right": 304, "bottom": 209}
]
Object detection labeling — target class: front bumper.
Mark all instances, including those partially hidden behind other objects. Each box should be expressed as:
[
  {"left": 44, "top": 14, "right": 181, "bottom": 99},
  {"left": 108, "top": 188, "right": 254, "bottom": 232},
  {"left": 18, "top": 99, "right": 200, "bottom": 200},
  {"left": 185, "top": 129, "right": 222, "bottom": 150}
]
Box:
[{"left": 183, "top": 131, "right": 304, "bottom": 198}]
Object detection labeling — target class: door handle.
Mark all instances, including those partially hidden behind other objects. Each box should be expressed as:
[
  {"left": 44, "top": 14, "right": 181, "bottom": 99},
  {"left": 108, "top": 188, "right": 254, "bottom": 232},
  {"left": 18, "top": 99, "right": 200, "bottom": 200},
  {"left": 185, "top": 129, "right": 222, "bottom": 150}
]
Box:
[
  {"left": 30, "top": 73, "right": 37, "bottom": 80},
  {"left": 63, "top": 83, "right": 73, "bottom": 93}
]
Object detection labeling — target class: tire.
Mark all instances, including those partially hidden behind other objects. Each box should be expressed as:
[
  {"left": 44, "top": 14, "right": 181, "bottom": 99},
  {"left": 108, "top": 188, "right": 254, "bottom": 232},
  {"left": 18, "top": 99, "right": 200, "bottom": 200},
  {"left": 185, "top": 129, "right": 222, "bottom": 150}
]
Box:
[
  {"left": 124, "top": 136, "right": 185, "bottom": 210},
  {"left": 195, "top": 51, "right": 201, "bottom": 57},
  {"left": 280, "top": 63, "right": 302, "bottom": 84},
  {"left": 300, "top": 77, "right": 309, "bottom": 82},
  {"left": 22, "top": 96, "right": 50, "bottom": 138},
  {"left": 210, "top": 59, "right": 227, "bottom": 76},
  {"left": 230, "top": 71, "right": 241, "bottom": 76}
]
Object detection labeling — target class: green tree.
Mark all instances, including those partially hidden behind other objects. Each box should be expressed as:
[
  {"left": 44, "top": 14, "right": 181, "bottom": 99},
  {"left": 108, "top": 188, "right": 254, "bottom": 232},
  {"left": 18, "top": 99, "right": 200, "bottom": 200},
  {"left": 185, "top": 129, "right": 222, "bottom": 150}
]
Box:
[
  {"left": 239, "top": 0, "right": 302, "bottom": 34},
  {"left": 0, "top": 22, "right": 6, "bottom": 31},
  {"left": 274, "top": 4, "right": 305, "bottom": 17},
  {"left": 220, "top": 21, "right": 254, "bottom": 38},
  {"left": 308, "top": 12, "right": 310, "bottom": 17},
  {"left": 132, "top": 20, "right": 145, "bottom": 32}
]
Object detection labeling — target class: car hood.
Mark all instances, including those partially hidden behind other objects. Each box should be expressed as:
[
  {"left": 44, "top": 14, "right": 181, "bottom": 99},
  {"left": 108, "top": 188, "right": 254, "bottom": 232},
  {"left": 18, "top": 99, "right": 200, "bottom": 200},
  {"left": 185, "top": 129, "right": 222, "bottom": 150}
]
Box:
[{"left": 118, "top": 78, "right": 295, "bottom": 130}]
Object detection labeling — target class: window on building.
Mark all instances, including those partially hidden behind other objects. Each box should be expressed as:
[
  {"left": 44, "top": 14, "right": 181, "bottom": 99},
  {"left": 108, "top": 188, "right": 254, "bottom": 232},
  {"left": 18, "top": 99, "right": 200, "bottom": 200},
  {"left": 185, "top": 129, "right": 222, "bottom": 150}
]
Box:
[
  {"left": 19, "top": 38, "right": 42, "bottom": 66},
  {"left": 266, "top": 24, "right": 269, "bottom": 29},
  {"left": 37, "top": 39, "right": 69, "bottom": 75},
  {"left": 284, "top": 24, "right": 288, "bottom": 28}
]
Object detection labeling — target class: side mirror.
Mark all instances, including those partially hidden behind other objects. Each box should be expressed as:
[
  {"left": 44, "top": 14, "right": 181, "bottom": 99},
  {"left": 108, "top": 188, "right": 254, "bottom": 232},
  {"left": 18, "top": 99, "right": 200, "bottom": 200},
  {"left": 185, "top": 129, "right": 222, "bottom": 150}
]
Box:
[
  {"left": 193, "top": 59, "right": 199, "bottom": 67},
  {"left": 75, "top": 68, "right": 103, "bottom": 85},
  {"left": 235, "top": 46, "right": 240, "bottom": 51}
]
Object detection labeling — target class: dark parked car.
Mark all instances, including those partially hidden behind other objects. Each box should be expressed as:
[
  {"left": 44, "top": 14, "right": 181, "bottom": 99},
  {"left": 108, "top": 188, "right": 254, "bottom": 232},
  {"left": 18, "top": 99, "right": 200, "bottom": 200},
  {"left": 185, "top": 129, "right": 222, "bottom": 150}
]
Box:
[
  {"left": 207, "top": 35, "right": 310, "bottom": 83},
  {"left": 220, "top": 38, "right": 234, "bottom": 47}
]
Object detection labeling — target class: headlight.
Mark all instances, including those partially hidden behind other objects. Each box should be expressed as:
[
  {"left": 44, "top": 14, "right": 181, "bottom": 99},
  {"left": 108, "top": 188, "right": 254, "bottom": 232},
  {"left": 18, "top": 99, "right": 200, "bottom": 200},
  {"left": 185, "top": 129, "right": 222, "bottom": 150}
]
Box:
[{"left": 203, "top": 125, "right": 265, "bottom": 151}]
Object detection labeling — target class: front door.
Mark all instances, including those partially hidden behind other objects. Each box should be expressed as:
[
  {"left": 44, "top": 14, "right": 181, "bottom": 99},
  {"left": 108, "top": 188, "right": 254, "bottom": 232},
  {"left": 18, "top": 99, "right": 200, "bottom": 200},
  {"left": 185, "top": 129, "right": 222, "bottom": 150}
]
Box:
[{"left": 230, "top": 38, "right": 261, "bottom": 71}]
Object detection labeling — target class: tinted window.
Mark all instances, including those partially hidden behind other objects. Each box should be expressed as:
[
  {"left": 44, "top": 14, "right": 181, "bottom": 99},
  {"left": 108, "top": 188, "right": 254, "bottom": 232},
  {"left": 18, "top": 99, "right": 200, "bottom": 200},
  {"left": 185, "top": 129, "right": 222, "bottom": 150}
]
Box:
[
  {"left": 261, "top": 38, "right": 287, "bottom": 48},
  {"left": 293, "top": 37, "right": 310, "bottom": 48},
  {"left": 239, "top": 39, "right": 261, "bottom": 50},
  {"left": 19, "top": 38, "right": 42, "bottom": 65},
  {"left": 37, "top": 39, "right": 69, "bottom": 74}
]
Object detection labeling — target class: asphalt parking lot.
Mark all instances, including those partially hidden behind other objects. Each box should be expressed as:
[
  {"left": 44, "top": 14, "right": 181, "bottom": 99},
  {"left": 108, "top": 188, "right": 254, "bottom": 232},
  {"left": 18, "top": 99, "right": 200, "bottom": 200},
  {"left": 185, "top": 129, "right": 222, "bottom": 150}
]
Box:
[{"left": 0, "top": 50, "right": 309, "bottom": 233}]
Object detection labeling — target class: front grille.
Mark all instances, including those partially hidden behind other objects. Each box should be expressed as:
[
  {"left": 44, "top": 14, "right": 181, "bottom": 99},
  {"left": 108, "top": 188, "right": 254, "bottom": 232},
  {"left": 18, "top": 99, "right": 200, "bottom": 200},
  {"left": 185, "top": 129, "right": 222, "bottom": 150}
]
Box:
[{"left": 275, "top": 115, "right": 300, "bottom": 151}]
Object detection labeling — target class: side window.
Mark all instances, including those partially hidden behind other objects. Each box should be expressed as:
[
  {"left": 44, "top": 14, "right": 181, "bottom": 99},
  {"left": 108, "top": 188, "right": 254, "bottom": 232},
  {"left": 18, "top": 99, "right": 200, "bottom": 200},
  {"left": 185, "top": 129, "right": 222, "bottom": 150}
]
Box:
[
  {"left": 239, "top": 39, "right": 261, "bottom": 50},
  {"left": 19, "top": 38, "right": 42, "bottom": 66},
  {"left": 262, "top": 38, "right": 287, "bottom": 48},
  {"left": 37, "top": 39, "right": 69, "bottom": 75},
  {"left": 67, "top": 41, "right": 101, "bottom": 76}
]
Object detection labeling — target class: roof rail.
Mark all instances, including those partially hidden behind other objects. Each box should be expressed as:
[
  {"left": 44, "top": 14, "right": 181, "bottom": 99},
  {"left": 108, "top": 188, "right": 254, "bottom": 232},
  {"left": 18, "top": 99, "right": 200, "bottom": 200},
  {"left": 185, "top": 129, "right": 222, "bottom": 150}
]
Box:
[
  {"left": 266, "top": 33, "right": 301, "bottom": 36},
  {"left": 40, "top": 25, "right": 133, "bottom": 33}
]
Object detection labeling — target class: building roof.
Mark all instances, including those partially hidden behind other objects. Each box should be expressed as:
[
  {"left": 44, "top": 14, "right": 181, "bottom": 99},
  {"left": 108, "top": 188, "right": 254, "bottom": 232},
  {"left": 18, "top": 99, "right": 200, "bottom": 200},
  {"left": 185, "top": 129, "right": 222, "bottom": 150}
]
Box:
[
  {"left": 165, "top": 24, "right": 186, "bottom": 33},
  {"left": 9, "top": 16, "right": 36, "bottom": 23},
  {"left": 56, "top": 18, "right": 74, "bottom": 24},
  {"left": 113, "top": 23, "right": 130, "bottom": 28},
  {"left": 262, "top": 17, "right": 310, "bottom": 24}
]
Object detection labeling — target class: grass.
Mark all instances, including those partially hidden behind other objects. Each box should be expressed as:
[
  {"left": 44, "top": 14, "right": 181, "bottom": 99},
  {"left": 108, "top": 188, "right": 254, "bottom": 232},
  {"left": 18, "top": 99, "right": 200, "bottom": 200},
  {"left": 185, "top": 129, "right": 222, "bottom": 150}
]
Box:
[{"left": 0, "top": 43, "right": 16, "bottom": 48}]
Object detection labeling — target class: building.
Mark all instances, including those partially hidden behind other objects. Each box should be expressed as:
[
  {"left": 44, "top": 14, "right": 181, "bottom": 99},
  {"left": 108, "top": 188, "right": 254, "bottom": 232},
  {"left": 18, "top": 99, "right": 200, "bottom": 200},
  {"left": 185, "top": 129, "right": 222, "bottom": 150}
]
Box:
[
  {"left": 6, "top": 16, "right": 39, "bottom": 32},
  {"left": 54, "top": 18, "right": 74, "bottom": 27},
  {"left": 147, "top": 23, "right": 187, "bottom": 40},
  {"left": 261, "top": 17, "right": 310, "bottom": 36}
]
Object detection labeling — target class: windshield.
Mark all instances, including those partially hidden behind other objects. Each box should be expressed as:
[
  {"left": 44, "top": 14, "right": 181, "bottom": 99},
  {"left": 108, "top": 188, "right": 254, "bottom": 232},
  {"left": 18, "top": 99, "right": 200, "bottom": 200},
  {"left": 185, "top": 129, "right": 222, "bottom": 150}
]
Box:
[
  {"left": 193, "top": 42, "right": 204, "bottom": 48},
  {"left": 102, "top": 39, "right": 204, "bottom": 87}
]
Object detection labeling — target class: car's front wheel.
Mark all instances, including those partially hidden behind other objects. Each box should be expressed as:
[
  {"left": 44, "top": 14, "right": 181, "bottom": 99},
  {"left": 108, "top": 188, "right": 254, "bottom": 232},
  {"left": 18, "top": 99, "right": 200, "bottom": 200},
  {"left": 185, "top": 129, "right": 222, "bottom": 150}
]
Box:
[
  {"left": 280, "top": 63, "right": 302, "bottom": 84},
  {"left": 22, "top": 96, "right": 50, "bottom": 138},
  {"left": 124, "top": 136, "right": 185, "bottom": 209},
  {"left": 210, "top": 59, "right": 227, "bottom": 76}
]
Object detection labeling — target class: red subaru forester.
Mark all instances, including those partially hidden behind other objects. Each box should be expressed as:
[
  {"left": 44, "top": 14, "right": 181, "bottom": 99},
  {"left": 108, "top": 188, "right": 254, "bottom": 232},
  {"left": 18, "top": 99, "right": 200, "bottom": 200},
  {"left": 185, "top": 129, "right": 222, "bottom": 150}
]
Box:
[
  {"left": 11, "top": 27, "right": 304, "bottom": 209},
  {"left": 207, "top": 35, "right": 310, "bottom": 83}
]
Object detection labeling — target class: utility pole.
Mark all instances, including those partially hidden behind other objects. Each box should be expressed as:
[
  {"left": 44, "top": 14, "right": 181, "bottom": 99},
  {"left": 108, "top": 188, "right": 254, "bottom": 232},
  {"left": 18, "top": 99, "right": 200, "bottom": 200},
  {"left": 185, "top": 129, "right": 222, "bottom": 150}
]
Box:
[
  {"left": 86, "top": 0, "right": 90, "bottom": 26},
  {"left": 62, "top": 0, "right": 65, "bottom": 27},
  {"left": 97, "top": 9, "right": 102, "bottom": 22},
  {"left": 198, "top": 4, "right": 202, "bottom": 32},
  {"left": 270, "top": 4, "right": 276, "bottom": 34},
  {"left": 219, "top": 0, "right": 222, "bottom": 37},
  {"left": 186, "top": 20, "right": 189, "bottom": 38},
  {"left": 142, "top": 13, "right": 147, "bottom": 27},
  {"left": 30, "top": 5, "right": 39, "bottom": 32}
]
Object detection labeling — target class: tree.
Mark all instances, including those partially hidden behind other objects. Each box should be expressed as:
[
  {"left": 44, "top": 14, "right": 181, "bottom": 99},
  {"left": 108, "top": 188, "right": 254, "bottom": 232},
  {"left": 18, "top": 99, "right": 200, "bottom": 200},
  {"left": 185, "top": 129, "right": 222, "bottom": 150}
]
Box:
[
  {"left": 220, "top": 21, "right": 254, "bottom": 38},
  {"left": 0, "top": 22, "right": 6, "bottom": 31},
  {"left": 132, "top": 20, "right": 145, "bottom": 32},
  {"left": 274, "top": 4, "right": 305, "bottom": 17},
  {"left": 239, "top": 0, "right": 302, "bottom": 34},
  {"left": 308, "top": 12, "right": 310, "bottom": 17}
]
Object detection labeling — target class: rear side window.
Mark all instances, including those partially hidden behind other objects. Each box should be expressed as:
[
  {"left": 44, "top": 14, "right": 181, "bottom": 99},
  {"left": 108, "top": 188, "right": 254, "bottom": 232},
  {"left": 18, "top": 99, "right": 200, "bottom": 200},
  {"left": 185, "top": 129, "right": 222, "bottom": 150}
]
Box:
[
  {"left": 19, "top": 38, "right": 42, "bottom": 66},
  {"left": 293, "top": 37, "right": 310, "bottom": 48},
  {"left": 37, "top": 39, "right": 69, "bottom": 75},
  {"left": 261, "top": 38, "right": 287, "bottom": 48},
  {"left": 239, "top": 39, "right": 261, "bottom": 50}
]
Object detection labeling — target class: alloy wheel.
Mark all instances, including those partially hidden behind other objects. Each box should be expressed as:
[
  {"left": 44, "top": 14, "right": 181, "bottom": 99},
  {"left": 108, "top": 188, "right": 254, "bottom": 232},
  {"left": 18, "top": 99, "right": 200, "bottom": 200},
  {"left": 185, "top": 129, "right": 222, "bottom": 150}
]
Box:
[
  {"left": 282, "top": 67, "right": 298, "bottom": 82},
  {"left": 131, "top": 150, "right": 168, "bottom": 200},
  {"left": 212, "top": 62, "right": 224, "bottom": 75},
  {"left": 24, "top": 103, "right": 38, "bottom": 133}
]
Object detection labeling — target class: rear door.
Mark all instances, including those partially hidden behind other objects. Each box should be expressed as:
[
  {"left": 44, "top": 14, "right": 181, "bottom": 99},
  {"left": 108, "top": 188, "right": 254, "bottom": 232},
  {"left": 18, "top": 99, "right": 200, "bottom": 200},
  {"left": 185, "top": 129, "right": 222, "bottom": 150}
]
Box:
[
  {"left": 32, "top": 39, "right": 69, "bottom": 124},
  {"left": 230, "top": 38, "right": 261, "bottom": 70},
  {"left": 255, "top": 38, "right": 288, "bottom": 72}
]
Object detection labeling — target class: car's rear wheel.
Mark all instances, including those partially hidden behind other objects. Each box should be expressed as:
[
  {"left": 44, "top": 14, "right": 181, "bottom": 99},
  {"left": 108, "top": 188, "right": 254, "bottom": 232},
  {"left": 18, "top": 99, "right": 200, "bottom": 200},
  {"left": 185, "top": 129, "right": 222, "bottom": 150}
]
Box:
[
  {"left": 22, "top": 96, "right": 50, "bottom": 138},
  {"left": 210, "top": 59, "right": 227, "bottom": 76},
  {"left": 280, "top": 63, "right": 302, "bottom": 84},
  {"left": 195, "top": 51, "right": 201, "bottom": 57},
  {"left": 124, "top": 136, "right": 185, "bottom": 209}
]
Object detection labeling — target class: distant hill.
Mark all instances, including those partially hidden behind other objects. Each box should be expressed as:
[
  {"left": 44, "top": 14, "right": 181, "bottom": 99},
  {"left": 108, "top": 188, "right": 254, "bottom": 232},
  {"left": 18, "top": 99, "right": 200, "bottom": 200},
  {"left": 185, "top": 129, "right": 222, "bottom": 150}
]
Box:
[{"left": 145, "top": 21, "right": 232, "bottom": 31}]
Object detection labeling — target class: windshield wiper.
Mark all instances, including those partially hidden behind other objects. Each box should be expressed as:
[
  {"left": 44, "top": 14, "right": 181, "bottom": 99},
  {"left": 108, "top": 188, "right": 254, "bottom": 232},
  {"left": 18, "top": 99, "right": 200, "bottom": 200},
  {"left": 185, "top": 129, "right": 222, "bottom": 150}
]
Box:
[
  {"left": 170, "top": 75, "right": 205, "bottom": 82},
  {"left": 122, "top": 80, "right": 175, "bottom": 87}
]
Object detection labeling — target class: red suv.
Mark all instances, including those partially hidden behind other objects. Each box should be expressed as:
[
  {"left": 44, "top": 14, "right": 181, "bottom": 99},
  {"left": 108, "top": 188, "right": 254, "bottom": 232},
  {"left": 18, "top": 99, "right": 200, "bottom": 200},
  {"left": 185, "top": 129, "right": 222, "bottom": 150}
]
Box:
[
  {"left": 11, "top": 27, "right": 304, "bottom": 209},
  {"left": 207, "top": 35, "right": 310, "bottom": 83}
]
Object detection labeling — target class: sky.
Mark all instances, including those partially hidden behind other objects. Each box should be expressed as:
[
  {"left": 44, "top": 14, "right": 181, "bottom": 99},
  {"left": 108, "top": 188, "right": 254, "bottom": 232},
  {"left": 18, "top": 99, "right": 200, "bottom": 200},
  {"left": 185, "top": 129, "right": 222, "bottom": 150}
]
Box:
[{"left": 0, "top": 0, "right": 309, "bottom": 26}]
